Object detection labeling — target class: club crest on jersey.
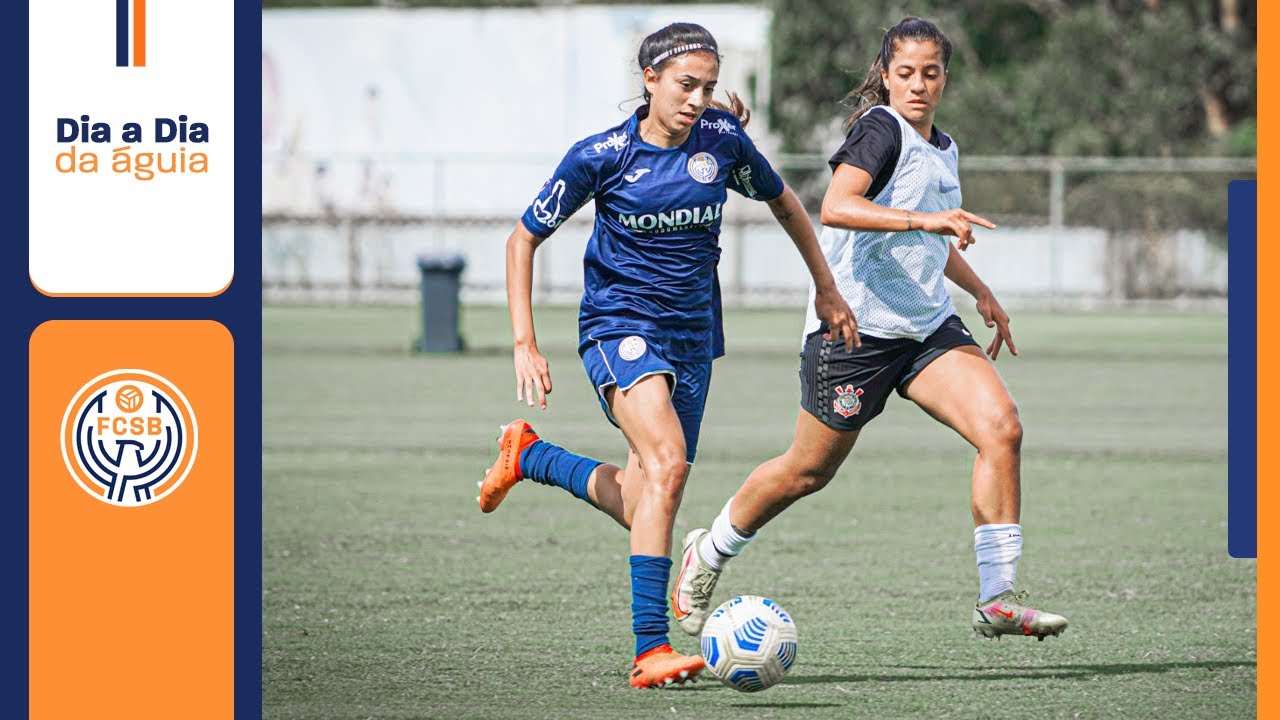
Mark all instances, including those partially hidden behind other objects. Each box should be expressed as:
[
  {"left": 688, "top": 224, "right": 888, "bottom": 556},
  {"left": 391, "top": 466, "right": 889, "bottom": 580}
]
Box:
[
  {"left": 60, "top": 369, "right": 198, "bottom": 507},
  {"left": 593, "top": 131, "right": 628, "bottom": 153},
  {"left": 700, "top": 117, "right": 737, "bottom": 135},
  {"left": 618, "top": 336, "right": 647, "bottom": 361},
  {"left": 687, "top": 152, "right": 718, "bottom": 184},
  {"left": 833, "top": 385, "right": 863, "bottom": 418}
]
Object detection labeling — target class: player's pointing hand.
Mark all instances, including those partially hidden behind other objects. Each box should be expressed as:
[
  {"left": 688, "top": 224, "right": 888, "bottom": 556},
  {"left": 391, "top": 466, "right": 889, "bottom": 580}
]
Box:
[{"left": 922, "top": 208, "right": 996, "bottom": 251}]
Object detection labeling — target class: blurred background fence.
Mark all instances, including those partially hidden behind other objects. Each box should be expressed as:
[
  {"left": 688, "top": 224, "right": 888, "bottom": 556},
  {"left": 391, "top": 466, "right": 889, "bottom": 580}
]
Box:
[
  {"left": 262, "top": 2, "right": 1254, "bottom": 309},
  {"left": 262, "top": 153, "right": 1251, "bottom": 307}
]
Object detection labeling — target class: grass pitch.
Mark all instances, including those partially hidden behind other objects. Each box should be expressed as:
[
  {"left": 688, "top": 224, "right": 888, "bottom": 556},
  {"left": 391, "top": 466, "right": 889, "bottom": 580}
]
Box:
[{"left": 263, "top": 304, "right": 1252, "bottom": 719}]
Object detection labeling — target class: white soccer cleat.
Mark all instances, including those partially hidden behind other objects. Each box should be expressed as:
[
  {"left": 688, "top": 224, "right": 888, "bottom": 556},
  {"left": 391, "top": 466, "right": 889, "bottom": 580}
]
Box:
[
  {"left": 972, "top": 590, "right": 1068, "bottom": 640},
  {"left": 671, "top": 528, "right": 723, "bottom": 636}
]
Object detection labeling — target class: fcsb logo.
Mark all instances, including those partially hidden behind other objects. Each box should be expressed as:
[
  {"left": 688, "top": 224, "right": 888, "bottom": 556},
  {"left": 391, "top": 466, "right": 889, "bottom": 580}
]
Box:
[{"left": 60, "top": 370, "right": 198, "bottom": 507}]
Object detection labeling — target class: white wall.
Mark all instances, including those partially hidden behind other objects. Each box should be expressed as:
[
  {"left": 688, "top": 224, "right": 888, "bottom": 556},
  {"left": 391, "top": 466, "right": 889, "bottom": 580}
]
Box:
[
  {"left": 262, "top": 6, "right": 774, "bottom": 215},
  {"left": 260, "top": 6, "right": 1227, "bottom": 306}
]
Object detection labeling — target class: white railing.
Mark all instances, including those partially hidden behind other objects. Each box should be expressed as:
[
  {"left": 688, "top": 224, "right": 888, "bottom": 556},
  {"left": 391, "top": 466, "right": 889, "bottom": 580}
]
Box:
[{"left": 262, "top": 154, "right": 1249, "bottom": 307}]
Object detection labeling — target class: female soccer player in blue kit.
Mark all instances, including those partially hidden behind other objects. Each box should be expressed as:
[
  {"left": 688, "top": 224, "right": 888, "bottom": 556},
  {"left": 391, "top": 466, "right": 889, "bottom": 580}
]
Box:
[
  {"left": 672, "top": 18, "right": 1069, "bottom": 643},
  {"left": 476, "top": 23, "right": 858, "bottom": 688}
]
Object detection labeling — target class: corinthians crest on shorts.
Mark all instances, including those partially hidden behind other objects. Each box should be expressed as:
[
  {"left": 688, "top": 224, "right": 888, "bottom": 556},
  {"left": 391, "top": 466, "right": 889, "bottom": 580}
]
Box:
[
  {"left": 833, "top": 384, "right": 863, "bottom": 418},
  {"left": 60, "top": 369, "right": 198, "bottom": 507}
]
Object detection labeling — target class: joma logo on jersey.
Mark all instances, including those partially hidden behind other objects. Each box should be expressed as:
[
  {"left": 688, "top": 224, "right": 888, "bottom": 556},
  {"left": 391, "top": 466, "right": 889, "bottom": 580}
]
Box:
[
  {"left": 617, "top": 203, "right": 723, "bottom": 233},
  {"left": 593, "top": 132, "right": 628, "bottom": 153},
  {"left": 60, "top": 369, "right": 198, "bottom": 507},
  {"left": 700, "top": 118, "right": 737, "bottom": 135}
]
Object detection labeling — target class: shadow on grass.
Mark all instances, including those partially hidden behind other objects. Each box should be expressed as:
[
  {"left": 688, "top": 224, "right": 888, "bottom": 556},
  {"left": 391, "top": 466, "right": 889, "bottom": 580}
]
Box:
[
  {"left": 786, "top": 659, "right": 1255, "bottom": 684},
  {"left": 729, "top": 702, "right": 843, "bottom": 709}
]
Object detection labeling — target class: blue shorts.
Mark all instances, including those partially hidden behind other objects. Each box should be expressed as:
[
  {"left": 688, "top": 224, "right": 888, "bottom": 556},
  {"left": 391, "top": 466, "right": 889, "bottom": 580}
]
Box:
[{"left": 581, "top": 334, "right": 712, "bottom": 464}]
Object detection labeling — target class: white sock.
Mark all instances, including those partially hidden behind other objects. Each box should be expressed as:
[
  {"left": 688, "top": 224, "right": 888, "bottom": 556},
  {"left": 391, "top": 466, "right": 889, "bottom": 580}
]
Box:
[
  {"left": 974, "top": 523, "right": 1022, "bottom": 602},
  {"left": 700, "top": 499, "right": 754, "bottom": 571}
]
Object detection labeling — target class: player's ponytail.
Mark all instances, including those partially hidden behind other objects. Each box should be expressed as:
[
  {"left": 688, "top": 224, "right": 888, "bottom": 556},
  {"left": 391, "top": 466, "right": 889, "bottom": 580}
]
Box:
[
  {"left": 709, "top": 92, "right": 751, "bottom": 128},
  {"left": 843, "top": 17, "right": 952, "bottom": 131},
  {"left": 637, "top": 23, "right": 751, "bottom": 128}
]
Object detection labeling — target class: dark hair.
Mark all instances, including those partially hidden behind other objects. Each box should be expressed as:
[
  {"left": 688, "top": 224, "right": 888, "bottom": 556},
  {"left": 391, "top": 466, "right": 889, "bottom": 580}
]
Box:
[
  {"left": 636, "top": 22, "right": 752, "bottom": 126},
  {"left": 843, "top": 17, "right": 952, "bottom": 130}
]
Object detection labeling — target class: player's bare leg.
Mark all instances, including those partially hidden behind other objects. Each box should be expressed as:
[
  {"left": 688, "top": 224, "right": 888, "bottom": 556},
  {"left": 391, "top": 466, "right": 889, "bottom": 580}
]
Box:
[
  {"left": 585, "top": 450, "right": 644, "bottom": 530},
  {"left": 729, "top": 411, "right": 860, "bottom": 533},
  {"left": 674, "top": 411, "right": 858, "bottom": 634},
  {"left": 904, "top": 345, "right": 1067, "bottom": 640},
  {"left": 607, "top": 375, "right": 704, "bottom": 686}
]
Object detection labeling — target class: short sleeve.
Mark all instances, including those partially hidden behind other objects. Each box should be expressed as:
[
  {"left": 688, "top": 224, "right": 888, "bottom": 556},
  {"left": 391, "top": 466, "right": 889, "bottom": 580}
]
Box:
[
  {"left": 827, "top": 108, "right": 900, "bottom": 190},
  {"left": 520, "top": 142, "right": 598, "bottom": 238},
  {"left": 727, "top": 127, "right": 785, "bottom": 202}
]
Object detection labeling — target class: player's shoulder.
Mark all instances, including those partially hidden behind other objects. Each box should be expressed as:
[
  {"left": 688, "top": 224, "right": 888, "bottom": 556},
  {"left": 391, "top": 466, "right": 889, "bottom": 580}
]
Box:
[
  {"left": 568, "top": 117, "right": 635, "bottom": 167},
  {"left": 850, "top": 106, "right": 900, "bottom": 137},
  {"left": 695, "top": 107, "right": 748, "bottom": 143},
  {"left": 934, "top": 126, "right": 957, "bottom": 152}
]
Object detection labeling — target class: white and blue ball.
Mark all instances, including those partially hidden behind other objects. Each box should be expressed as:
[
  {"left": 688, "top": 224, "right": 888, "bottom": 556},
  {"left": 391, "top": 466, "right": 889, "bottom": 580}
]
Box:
[{"left": 699, "top": 595, "right": 798, "bottom": 692}]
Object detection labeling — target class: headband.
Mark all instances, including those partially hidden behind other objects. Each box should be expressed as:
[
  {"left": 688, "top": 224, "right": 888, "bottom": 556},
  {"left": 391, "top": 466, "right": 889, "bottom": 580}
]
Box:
[{"left": 647, "top": 43, "right": 717, "bottom": 69}]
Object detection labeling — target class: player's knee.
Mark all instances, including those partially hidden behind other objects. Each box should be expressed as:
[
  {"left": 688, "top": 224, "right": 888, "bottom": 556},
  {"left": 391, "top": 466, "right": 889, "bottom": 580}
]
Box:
[
  {"left": 986, "top": 406, "right": 1023, "bottom": 453},
  {"left": 774, "top": 448, "right": 839, "bottom": 498},
  {"left": 793, "top": 468, "right": 836, "bottom": 497},
  {"left": 775, "top": 451, "right": 838, "bottom": 497},
  {"left": 642, "top": 443, "right": 689, "bottom": 498}
]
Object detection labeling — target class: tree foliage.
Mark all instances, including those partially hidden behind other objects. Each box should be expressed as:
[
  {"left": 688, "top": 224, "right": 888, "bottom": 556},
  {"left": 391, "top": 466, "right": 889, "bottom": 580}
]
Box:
[
  {"left": 768, "top": 0, "right": 1256, "bottom": 157},
  {"left": 769, "top": 0, "right": 1254, "bottom": 241}
]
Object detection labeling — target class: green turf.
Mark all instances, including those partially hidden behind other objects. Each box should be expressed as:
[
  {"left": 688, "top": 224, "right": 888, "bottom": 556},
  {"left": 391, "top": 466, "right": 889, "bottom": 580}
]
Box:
[{"left": 263, "top": 304, "right": 1251, "bottom": 719}]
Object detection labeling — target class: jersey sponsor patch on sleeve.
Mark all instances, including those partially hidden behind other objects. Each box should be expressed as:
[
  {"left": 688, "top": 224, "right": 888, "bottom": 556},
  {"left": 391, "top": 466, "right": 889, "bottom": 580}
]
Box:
[
  {"left": 732, "top": 165, "right": 759, "bottom": 198},
  {"left": 531, "top": 178, "right": 567, "bottom": 228}
]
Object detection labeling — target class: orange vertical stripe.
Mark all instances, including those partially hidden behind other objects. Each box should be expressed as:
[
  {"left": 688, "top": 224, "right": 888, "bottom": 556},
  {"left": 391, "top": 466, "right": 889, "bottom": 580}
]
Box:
[
  {"left": 30, "top": 321, "right": 233, "bottom": 719},
  {"left": 133, "top": 0, "right": 146, "bottom": 67},
  {"left": 1259, "top": 2, "right": 1271, "bottom": 717}
]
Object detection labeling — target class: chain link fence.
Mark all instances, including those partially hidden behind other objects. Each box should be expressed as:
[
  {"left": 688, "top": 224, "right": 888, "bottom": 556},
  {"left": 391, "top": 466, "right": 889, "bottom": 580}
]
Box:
[{"left": 263, "top": 154, "right": 1252, "bottom": 308}]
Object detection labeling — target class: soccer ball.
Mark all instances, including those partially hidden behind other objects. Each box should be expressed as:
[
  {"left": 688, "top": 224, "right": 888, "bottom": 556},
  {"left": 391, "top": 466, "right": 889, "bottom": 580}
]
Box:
[{"left": 699, "top": 595, "right": 798, "bottom": 692}]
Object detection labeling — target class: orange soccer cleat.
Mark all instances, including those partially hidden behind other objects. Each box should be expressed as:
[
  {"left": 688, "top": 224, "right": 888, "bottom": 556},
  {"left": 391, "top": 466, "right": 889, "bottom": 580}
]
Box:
[
  {"left": 628, "top": 644, "right": 705, "bottom": 688},
  {"left": 477, "top": 420, "right": 540, "bottom": 513}
]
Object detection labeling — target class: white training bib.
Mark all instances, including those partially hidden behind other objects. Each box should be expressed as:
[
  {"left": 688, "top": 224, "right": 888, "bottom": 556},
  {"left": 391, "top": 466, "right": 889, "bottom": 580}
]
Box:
[{"left": 804, "top": 105, "right": 962, "bottom": 343}]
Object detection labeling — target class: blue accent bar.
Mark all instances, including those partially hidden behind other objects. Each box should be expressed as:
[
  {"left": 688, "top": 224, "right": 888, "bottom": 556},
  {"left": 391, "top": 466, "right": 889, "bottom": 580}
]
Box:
[
  {"left": 234, "top": 1, "right": 266, "bottom": 714},
  {"left": 1228, "top": 180, "right": 1256, "bottom": 558},
  {"left": 116, "top": 0, "right": 128, "bottom": 67}
]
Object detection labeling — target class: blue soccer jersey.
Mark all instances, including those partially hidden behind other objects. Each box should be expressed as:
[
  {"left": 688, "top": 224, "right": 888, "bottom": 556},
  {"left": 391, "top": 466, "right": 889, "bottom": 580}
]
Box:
[{"left": 520, "top": 106, "right": 784, "bottom": 363}]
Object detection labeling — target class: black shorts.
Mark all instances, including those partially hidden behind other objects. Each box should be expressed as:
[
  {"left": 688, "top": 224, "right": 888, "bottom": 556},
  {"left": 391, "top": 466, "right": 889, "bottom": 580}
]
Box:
[{"left": 799, "top": 315, "right": 980, "bottom": 431}]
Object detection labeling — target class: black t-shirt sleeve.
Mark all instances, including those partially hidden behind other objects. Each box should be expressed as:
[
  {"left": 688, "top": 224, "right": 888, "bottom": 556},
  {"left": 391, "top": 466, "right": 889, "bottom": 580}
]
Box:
[{"left": 827, "top": 108, "right": 901, "bottom": 199}]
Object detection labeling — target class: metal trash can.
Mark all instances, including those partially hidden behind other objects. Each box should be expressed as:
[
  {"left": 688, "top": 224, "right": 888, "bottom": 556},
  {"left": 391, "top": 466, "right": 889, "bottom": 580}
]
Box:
[{"left": 416, "top": 254, "right": 467, "bottom": 353}]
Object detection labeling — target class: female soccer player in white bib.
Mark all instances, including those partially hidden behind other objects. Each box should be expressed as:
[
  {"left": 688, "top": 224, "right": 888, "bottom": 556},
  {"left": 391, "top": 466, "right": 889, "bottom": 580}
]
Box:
[
  {"left": 673, "top": 17, "right": 1069, "bottom": 642},
  {"left": 476, "top": 23, "right": 857, "bottom": 687}
]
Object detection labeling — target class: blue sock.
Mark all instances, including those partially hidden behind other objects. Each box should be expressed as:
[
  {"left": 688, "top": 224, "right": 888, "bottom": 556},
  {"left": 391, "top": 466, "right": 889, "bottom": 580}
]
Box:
[
  {"left": 519, "top": 440, "right": 601, "bottom": 506},
  {"left": 630, "top": 555, "right": 672, "bottom": 657}
]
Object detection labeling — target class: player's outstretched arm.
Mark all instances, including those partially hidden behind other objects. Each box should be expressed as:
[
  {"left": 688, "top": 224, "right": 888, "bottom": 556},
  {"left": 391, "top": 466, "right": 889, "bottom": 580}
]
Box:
[
  {"left": 944, "top": 244, "right": 1017, "bottom": 359},
  {"left": 506, "top": 221, "right": 554, "bottom": 409},
  {"left": 766, "top": 185, "right": 860, "bottom": 350},
  {"left": 821, "top": 165, "right": 995, "bottom": 248}
]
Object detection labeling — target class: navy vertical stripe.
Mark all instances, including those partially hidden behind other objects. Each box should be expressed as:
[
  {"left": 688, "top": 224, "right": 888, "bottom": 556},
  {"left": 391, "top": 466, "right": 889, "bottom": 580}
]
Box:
[
  {"left": 233, "top": 1, "right": 265, "bottom": 715},
  {"left": 1228, "top": 180, "right": 1256, "bottom": 558},
  {"left": 116, "top": 0, "right": 129, "bottom": 66}
]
